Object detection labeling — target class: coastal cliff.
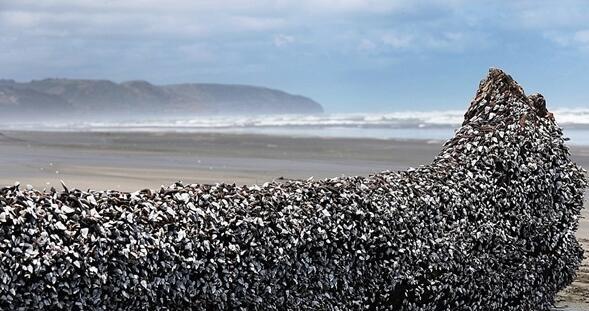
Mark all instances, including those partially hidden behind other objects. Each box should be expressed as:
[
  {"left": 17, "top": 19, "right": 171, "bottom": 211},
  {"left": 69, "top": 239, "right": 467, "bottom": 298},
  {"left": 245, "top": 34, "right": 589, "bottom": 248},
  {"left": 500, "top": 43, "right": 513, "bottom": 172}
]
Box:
[{"left": 0, "top": 78, "right": 323, "bottom": 118}]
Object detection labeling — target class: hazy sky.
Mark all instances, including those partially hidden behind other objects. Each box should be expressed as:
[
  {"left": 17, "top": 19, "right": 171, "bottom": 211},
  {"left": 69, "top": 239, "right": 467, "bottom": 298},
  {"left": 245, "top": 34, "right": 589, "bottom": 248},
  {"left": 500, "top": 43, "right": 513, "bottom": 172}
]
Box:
[{"left": 1, "top": 0, "right": 589, "bottom": 112}]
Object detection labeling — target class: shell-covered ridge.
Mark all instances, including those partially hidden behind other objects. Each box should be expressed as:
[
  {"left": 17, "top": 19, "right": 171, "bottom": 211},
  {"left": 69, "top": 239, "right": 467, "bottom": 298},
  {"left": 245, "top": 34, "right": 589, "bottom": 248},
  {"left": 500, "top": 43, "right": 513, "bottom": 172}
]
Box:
[
  {"left": 463, "top": 68, "right": 550, "bottom": 126},
  {"left": 0, "top": 69, "right": 586, "bottom": 310}
]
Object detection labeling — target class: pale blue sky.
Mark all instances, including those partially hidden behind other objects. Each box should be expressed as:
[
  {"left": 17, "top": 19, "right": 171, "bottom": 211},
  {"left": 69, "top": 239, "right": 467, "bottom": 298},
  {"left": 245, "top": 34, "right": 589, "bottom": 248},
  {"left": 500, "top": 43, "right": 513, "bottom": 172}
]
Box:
[{"left": 1, "top": 0, "right": 589, "bottom": 112}]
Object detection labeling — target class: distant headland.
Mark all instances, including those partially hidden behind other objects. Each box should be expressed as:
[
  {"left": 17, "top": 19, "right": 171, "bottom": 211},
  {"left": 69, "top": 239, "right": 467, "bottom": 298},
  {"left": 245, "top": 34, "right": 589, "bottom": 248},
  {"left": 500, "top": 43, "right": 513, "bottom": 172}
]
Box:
[{"left": 0, "top": 78, "right": 323, "bottom": 119}]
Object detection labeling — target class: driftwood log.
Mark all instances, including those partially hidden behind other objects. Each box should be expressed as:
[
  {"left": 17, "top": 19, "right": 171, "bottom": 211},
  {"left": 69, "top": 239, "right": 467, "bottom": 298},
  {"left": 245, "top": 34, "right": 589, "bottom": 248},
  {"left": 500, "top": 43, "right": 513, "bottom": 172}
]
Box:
[{"left": 0, "top": 69, "right": 586, "bottom": 310}]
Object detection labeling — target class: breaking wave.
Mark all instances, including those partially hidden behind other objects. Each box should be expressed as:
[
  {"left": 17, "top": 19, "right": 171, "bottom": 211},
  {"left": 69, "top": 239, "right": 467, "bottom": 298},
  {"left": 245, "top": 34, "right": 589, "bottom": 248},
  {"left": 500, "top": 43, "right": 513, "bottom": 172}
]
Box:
[{"left": 2, "top": 108, "right": 589, "bottom": 144}]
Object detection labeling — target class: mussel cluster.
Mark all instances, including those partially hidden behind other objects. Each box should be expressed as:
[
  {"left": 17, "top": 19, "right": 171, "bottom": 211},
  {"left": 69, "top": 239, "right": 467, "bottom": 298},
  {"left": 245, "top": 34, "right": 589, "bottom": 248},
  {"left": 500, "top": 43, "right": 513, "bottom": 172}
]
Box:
[{"left": 0, "top": 69, "right": 586, "bottom": 310}]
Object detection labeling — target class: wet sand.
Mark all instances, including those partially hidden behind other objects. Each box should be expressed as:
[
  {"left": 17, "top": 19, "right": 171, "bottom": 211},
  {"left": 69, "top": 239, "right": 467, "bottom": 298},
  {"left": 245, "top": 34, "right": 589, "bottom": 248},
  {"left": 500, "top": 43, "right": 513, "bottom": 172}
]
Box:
[
  {"left": 0, "top": 130, "right": 588, "bottom": 309},
  {"left": 0, "top": 131, "right": 443, "bottom": 191}
]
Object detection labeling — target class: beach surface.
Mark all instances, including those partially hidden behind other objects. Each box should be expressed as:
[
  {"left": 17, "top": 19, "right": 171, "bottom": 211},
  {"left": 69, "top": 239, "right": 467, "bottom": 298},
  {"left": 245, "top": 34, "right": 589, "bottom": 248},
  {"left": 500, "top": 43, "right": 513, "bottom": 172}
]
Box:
[{"left": 0, "top": 130, "right": 587, "bottom": 309}]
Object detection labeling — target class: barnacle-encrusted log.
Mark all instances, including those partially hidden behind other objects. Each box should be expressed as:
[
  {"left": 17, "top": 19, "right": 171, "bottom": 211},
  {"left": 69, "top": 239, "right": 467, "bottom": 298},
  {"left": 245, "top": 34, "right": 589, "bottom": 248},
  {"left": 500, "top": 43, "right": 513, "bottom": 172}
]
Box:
[{"left": 0, "top": 69, "right": 586, "bottom": 310}]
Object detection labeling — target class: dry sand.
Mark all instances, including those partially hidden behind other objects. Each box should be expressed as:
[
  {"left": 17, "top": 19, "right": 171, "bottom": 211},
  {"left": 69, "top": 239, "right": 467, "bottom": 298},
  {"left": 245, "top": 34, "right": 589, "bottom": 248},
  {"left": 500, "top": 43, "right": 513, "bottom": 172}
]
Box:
[{"left": 0, "top": 130, "right": 587, "bottom": 309}]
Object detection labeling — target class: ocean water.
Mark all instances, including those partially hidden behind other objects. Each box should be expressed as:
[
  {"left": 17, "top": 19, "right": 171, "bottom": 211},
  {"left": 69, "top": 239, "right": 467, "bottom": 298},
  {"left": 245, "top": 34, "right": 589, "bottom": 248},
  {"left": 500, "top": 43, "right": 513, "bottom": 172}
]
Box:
[{"left": 2, "top": 109, "right": 589, "bottom": 145}]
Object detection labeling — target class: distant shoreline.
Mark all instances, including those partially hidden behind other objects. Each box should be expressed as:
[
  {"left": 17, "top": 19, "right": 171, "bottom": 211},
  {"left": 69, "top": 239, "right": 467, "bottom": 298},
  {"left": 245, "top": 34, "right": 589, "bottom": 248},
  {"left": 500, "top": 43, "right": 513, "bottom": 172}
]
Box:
[
  {"left": 2, "top": 109, "right": 588, "bottom": 145},
  {"left": 1, "top": 125, "right": 587, "bottom": 145}
]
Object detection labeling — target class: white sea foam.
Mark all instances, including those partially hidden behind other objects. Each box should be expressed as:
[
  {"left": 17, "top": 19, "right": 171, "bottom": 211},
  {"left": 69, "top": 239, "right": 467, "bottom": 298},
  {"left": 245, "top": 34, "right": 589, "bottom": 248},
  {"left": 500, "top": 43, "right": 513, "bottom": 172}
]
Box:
[
  {"left": 2, "top": 108, "right": 588, "bottom": 144},
  {"left": 72, "top": 109, "right": 589, "bottom": 129}
]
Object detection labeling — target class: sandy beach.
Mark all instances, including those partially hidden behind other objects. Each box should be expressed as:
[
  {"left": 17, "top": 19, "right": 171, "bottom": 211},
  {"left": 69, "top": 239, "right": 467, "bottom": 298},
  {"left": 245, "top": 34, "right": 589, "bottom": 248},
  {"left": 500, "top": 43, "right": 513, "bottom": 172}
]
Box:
[
  {"left": 0, "top": 131, "right": 445, "bottom": 191},
  {"left": 1, "top": 130, "right": 588, "bottom": 309}
]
